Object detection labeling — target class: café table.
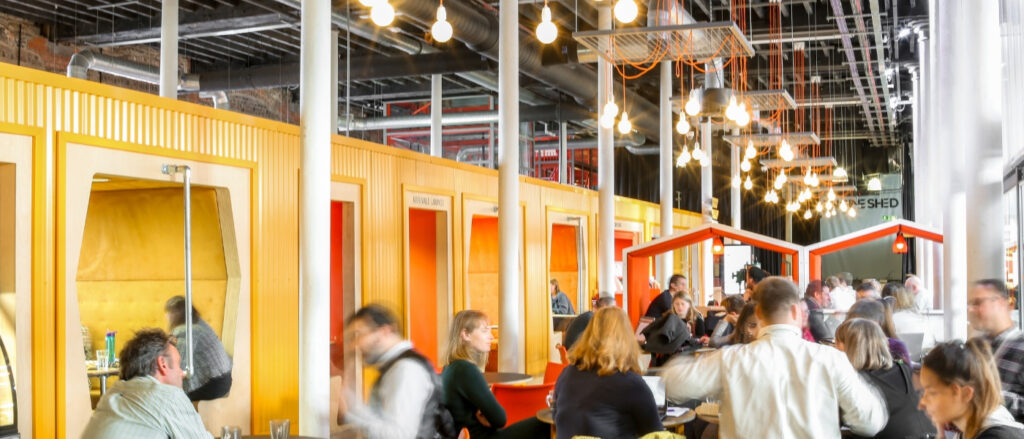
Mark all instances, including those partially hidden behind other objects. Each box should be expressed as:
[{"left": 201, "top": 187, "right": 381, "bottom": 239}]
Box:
[
  {"left": 87, "top": 367, "right": 120, "bottom": 395},
  {"left": 484, "top": 371, "right": 532, "bottom": 385},
  {"left": 536, "top": 407, "right": 695, "bottom": 429},
  {"left": 694, "top": 402, "right": 719, "bottom": 425}
]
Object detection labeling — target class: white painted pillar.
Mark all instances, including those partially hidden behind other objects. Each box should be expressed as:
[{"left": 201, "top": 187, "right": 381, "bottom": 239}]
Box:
[
  {"left": 159, "top": 0, "right": 178, "bottom": 98},
  {"left": 331, "top": 29, "right": 339, "bottom": 133},
  {"left": 731, "top": 128, "right": 741, "bottom": 229},
  {"left": 559, "top": 121, "right": 568, "bottom": 184},
  {"left": 497, "top": 0, "right": 523, "bottom": 373},
  {"left": 597, "top": 6, "right": 616, "bottom": 294},
  {"left": 298, "top": 0, "right": 331, "bottom": 435},
  {"left": 431, "top": 74, "right": 443, "bottom": 157},
  {"left": 910, "top": 67, "right": 924, "bottom": 277},
  {"left": 659, "top": 61, "right": 674, "bottom": 282},
  {"left": 700, "top": 65, "right": 719, "bottom": 303}
]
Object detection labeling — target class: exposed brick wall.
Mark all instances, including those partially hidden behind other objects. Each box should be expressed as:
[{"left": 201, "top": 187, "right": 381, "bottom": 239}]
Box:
[{"left": 0, "top": 11, "right": 299, "bottom": 124}]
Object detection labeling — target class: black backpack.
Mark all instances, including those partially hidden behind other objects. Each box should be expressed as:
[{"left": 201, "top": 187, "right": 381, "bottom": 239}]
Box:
[{"left": 376, "top": 348, "right": 458, "bottom": 439}]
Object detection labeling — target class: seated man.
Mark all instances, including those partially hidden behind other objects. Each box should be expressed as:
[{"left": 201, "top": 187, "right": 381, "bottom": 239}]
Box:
[
  {"left": 563, "top": 295, "right": 616, "bottom": 349},
  {"left": 81, "top": 328, "right": 212, "bottom": 439},
  {"left": 662, "top": 277, "right": 887, "bottom": 438}
]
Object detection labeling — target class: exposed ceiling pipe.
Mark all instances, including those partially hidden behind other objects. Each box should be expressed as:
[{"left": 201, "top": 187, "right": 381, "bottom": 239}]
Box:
[
  {"left": 867, "top": 0, "right": 895, "bottom": 134},
  {"left": 339, "top": 104, "right": 594, "bottom": 131},
  {"left": 199, "top": 91, "right": 230, "bottom": 110},
  {"left": 849, "top": 0, "right": 886, "bottom": 134},
  {"left": 828, "top": 0, "right": 877, "bottom": 133},
  {"left": 456, "top": 132, "right": 646, "bottom": 162},
  {"left": 68, "top": 50, "right": 230, "bottom": 109},
  {"left": 270, "top": 0, "right": 548, "bottom": 106}
]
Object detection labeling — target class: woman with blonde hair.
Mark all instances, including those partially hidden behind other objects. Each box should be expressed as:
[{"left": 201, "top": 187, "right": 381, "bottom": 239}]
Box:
[
  {"left": 919, "top": 339, "right": 1024, "bottom": 438},
  {"left": 553, "top": 306, "right": 663, "bottom": 439},
  {"left": 440, "top": 310, "right": 548, "bottom": 439},
  {"left": 835, "top": 318, "right": 935, "bottom": 439},
  {"left": 641, "top": 292, "right": 704, "bottom": 367}
]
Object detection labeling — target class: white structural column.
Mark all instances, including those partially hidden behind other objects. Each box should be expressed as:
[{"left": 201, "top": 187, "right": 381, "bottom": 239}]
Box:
[
  {"left": 659, "top": 61, "right": 674, "bottom": 282},
  {"left": 431, "top": 74, "right": 443, "bottom": 157},
  {"left": 730, "top": 128, "right": 741, "bottom": 229},
  {"left": 497, "top": 0, "right": 523, "bottom": 372},
  {"left": 298, "top": 0, "right": 331, "bottom": 435},
  {"left": 699, "top": 65, "right": 719, "bottom": 303},
  {"left": 559, "top": 122, "right": 568, "bottom": 184},
  {"left": 159, "top": 0, "right": 178, "bottom": 98},
  {"left": 917, "top": 29, "right": 939, "bottom": 304},
  {"left": 910, "top": 67, "right": 926, "bottom": 279},
  {"left": 597, "top": 6, "right": 615, "bottom": 294},
  {"left": 331, "top": 29, "right": 339, "bottom": 132}
]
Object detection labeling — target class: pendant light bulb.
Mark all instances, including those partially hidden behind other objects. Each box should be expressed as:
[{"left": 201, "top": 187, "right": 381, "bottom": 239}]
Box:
[
  {"left": 810, "top": 173, "right": 820, "bottom": 187},
  {"left": 740, "top": 159, "right": 751, "bottom": 172},
  {"left": 827, "top": 188, "right": 837, "bottom": 201},
  {"left": 685, "top": 91, "right": 701, "bottom": 116},
  {"left": 600, "top": 113, "right": 615, "bottom": 129},
  {"left": 692, "top": 142, "right": 704, "bottom": 161},
  {"left": 779, "top": 139, "right": 794, "bottom": 162},
  {"left": 803, "top": 169, "right": 814, "bottom": 186},
  {"left": 744, "top": 175, "right": 753, "bottom": 190},
  {"left": 839, "top": 199, "right": 849, "bottom": 212},
  {"left": 815, "top": 202, "right": 823, "bottom": 212},
  {"left": 677, "top": 147, "right": 691, "bottom": 166},
  {"left": 726, "top": 96, "right": 739, "bottom": 121},
  {"left": 617, "top": 111, "right": 632, "bottom": 134},
  {"left": 745, "top": 141, "right": 757, "bottom": 159},
  {"left": 676, "top": 116, "right": 691, "bottom": 135},
  {"left": 613, "top": 0, "right": 638, "bottom": 23},
  {"left": 359, "top": 0, "right": 379, "bottom": 7},
  {"left": 535, "top": 5, "right": 557, "bottom": 44},
  {"left": 700, "top": 156, "right": 711, "bottom": 167},
  {"left": 603, "top": 101, "right": 619, "bottom": 118},
  {"left": 432, "top": 5, "right": 454, "bottom": 43},
  {"left": 804, "top": 210, "right": 812, "bottom": 220},
  {"left": 833, "top": 167, "right": 848, "bottom": 179},
  {"left": 370, "top": 1, "right": 395, "bottom": 26},
  {"left": 848, "top": 206, "right": 857, "bottom": 218},
  {"left": 732, "top": 175, "right": 741, "bottom": 188},
  {"left": 867, "top": 176, "right": 882, "bottom": 191}
]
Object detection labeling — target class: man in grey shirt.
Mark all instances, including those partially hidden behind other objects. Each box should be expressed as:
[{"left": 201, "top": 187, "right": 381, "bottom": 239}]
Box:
[{"left": 81, "top": 328, "right": 212, "bottom": 439}]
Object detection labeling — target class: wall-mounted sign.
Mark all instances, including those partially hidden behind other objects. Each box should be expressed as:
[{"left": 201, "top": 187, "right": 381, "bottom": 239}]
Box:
[
  {"left": 854, "top": 197, "right": 900, "bottom": 210},
  {"left": 407, "top": 191, "right": 451, "bottom": 211}
]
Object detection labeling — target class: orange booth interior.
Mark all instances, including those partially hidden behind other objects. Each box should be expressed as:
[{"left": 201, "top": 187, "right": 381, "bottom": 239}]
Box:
[{"left": 549, "top": 224, "right": 580, "bottom": 312}]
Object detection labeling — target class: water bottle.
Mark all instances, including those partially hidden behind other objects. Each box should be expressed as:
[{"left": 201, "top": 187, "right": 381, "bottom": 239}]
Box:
[{"left": 106, "top": 331, "right": 116, "bottom": 366}]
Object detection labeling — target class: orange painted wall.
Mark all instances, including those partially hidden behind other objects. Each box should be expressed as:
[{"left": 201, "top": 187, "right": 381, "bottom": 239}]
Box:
[
  {"left": 549, "top": 224, "right": 579, "bottom": 312},
  {"left": 467, "top": 216, "right": 499, "bottom": 324},
  {"left": 330, "top": 201, "right": 345, "bottom": 363},
  {"left": 408, "top": 209, "right": 439, "bottom": 365}
]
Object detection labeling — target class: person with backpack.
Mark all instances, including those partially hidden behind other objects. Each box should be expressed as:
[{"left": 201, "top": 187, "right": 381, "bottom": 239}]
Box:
[
  {"left": 339, "top": 304, "right": 448, "bottom": 439},
  {"left": 441, "top": 310, "right": 550, "bottom": 439}
]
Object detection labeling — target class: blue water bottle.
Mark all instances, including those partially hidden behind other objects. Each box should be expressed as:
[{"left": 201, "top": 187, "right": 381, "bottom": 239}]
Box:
[{"left": 106, "top": 331, "right": 116, "bottom": 366}]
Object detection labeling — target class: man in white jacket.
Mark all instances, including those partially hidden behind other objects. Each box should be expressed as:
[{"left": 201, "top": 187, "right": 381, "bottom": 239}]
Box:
[{"left": 662, "top": 277, "right": 888, "bottom": 439}]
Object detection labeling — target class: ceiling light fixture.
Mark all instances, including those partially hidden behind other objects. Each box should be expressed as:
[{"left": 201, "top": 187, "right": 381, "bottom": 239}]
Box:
[
  {"left": 744, "top": 175, "right": 753, "bottom": 190},
  {"left": 685, "top": 90, "right": 701, "bottom": 116},
  {"left": 744, "top": 141, "right": 757, "bottom": 160},
  {"left": 893, "top": 232, "right": 908, "bottom": 254},
  {"left": 677, "top": 147, "right": 691, "bottom": 166},
  {"left": 676, "top": 116, "right": 691, "bottom": 134},
  {"left": 740, "top": 159, "right": 751, "bottom": 173},
  {"left": 732, "top": 175, "right": 741, "bottom": 188},
  {"left": 613, "top": 0, "right": 638, "bottom": 23},
  {"left": 867, "top": 176, "right": 882, "bottom": 191},
  {"left": 779, "top": 139, "right": 794, "bottom": 161},
  {"left": 370, "top": 2, "right": 395, "bottom": 26},
  {"left": 535, "top": 3, "right": 557, "bottom": 44},
  {"left": 712, "top": 237, "right": 725, "bottom": 255},
  {"left": 833, "top": 167, "right": 848, "bottom": 179},
  {"left": 617, "top": 111, "right": 632, "bottom": 134},
  {"left": 432, "top": 2, "right": 453, "bottom": 43},
  {"left": 839, "top": 199, "right": 849, "bottom": 212},
  {"left": 803, "top": 210, "right": 812, "bottom": 220}
]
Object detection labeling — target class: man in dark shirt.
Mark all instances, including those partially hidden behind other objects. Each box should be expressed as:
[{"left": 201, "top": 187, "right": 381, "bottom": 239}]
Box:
[
  {"left": 564, "top": 296, "right": 617, "bottom": 348},
  {"left": 968, "top": 279, "right": 1024, "bottom": 422},
  {"left": 643, "top": 274, "right": 688, "bottom": 318},
  {"left": 744, "top": 266, "right": 768, "bottom": 301}
]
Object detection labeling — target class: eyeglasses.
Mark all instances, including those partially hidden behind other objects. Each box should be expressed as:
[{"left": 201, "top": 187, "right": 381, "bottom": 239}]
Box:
[{"left": 968, "top": 296, "right": 1003, "bottom": 308}]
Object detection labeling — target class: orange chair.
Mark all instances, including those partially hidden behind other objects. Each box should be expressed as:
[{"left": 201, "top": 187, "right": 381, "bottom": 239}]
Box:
[
  {"left": 492, "top": 382, "right": 555, "bottom": 425},
  {"left": 543, "top": 361, "right": 567, "bottom": 384},
  {"left": 557, "top": 344, "right": 568, "bottom": 364},
  {"left": 457, "top": 427, "right": 470, "bottom": 439}
]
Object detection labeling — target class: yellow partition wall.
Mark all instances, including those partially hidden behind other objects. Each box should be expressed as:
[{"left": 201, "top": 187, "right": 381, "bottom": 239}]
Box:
[{"left": 0, "top": 60, "right": 703, "bottom": 435}]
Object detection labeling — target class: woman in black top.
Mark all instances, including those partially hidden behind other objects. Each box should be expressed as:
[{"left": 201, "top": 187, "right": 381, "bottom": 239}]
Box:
[
  {"left": 836, "top": 318, "right": 936, "bottom": 439},
  {"left": 919, "top": 339, "right": 1024, "bottom": 439},
  {"left": 554, "top": 306, "right": 663, "bottom": 439},
  {"left": 641, "top": 292, "right": 704, "bottom": 366},
  {"left": 440, "top": 310, "right": 548, "bottom": 439}
]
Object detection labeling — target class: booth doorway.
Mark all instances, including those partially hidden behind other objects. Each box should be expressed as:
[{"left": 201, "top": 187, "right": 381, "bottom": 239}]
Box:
[{"left": 405, "top": 200, "right": 453, "bottom": 368}]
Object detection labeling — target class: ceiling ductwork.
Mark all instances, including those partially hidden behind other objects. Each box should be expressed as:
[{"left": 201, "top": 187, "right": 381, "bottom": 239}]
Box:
[
  {"left": 340, "top": 104, "right": 594, "bottom": 131},
  {"left": 455, "top": 131, "right": 646, "bottom": 162},
  {"left": 67, "top": 50, "right": 200, "bottom": 91}
]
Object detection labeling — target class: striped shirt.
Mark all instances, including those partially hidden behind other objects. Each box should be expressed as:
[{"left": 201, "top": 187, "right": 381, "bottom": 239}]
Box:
[
  {"left": 989, "top": 328, "right": 1024, "bottom": 422},
  {"left": 172, "top": 320, "right": 232, "bottom": 394},
  {"left": 80, "top": 375, "right": 212, "bottom": 439}
]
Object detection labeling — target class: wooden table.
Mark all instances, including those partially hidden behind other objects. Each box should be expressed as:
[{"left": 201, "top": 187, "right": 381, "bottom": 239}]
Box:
[
  {"left": 87, "top": 368, "right": 120, "bottom": 394},
  {"left": 484, "top": 372, "right": 532, "bottom": 385},
  {"left": 536, "top": 407, "right": 695, "bottom": 428}
]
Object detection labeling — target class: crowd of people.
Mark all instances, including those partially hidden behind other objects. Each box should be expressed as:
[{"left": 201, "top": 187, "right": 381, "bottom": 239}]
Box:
[{"left": 74, "top": 271, "right": 1024, "bottom": 439}]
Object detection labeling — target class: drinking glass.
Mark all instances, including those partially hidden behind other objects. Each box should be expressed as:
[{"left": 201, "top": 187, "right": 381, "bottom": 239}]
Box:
[
  {"left": 96, "top": 350, "right": 109, "bottom": 370},
  {"left": 269, "top": 419, "right": 290, "bottom": 439},
  {"left": 220, "top": 425, "right": 241, "bottom": 439}
]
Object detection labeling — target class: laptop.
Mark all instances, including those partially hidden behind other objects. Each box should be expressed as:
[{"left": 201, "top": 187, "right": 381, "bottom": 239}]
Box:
[{"left": 642, "top": 375, "right": 667, "bottom": 417}]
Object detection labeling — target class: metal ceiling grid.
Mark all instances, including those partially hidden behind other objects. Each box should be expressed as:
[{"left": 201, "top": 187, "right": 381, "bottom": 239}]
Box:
[{"left": 573, "top": 22, "right": 755, "bottom": 65}]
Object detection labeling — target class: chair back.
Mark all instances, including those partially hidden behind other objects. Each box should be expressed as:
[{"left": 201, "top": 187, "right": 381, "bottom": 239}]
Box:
[
  {"left": 543, "top": 361, "right": 567, "bottom": 383},
  {"left": 492, "top": 382, "right": 555, "bottom": 424},
  {"left": 457, "top": 427, "right": 470, "bottom": 439},
  {"left": 557, "top": 344, "right": 568, "bottom": 364},
  {"left": 898, "top": 332, "right": 925, "bottom": 361}
]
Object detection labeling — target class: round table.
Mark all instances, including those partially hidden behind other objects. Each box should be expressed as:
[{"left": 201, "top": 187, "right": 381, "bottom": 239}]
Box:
[
  {"left": 536, "top": 407, "right": 695, "bottom": 428},
  {"left": 484, "top": 371, "right": 532, "bottom": 385},
  {"left": 87, "top": 367, "right": 120, "bottom": 395}
]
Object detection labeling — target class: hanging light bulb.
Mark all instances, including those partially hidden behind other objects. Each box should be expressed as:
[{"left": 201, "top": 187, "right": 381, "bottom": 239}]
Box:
[
  {"left": 732, "top": 175, "right": 741, "bottom": 188},
  {"left": 677, "top": 147, "right": 691, "bottom": 166},
  {"left": 740, "top": 159, "right": 751, "bottom": 173},
  {"left": 617, "top": 111, "right": 632, "bottom": 134},
  {"left": 815, "top": 202, "right": 823, "bottom": 212},
  {"left": 712, "top": 237, "right": 725, "bottom": 255},
  {"left": 892, "top": 232, "right": 908, "bottom": 254},
  {"left": 359, "top": 0, "right": 379, "bottom": 7},
  {"left": 535, "top": 4, "right": 557, "bottom": 44},
  {"left": 848, "top": 206, "right": 857, "bottom": 218},
  {"left": 764, "top": 191, "right": 772, "bottom": 203},
  {"left": 779, "top": 139, "right": 794, "bottom": 161},
  {"left": 736, "top": 102, "right": 750, "bottom": 127},
  {"left": 603, "top": 101, "right": 619, "bottom": 118},
  {"left": 685, "top": 90, "right": 701, "bottom": 116},
  {"left": 699, "top": 156, "right": 710, "bottom": 167},
  {"left": 825, "top": 210, "right": 833, "bottom": 218},
  {"left": 613, "top": 0, "right": 638, "bottom": 23},
  {"left": 744, "top": 141, "right": 757, "bottom": 160},
  {"left": 833, "top": 167, "right": 848, "bottom": 179},
  {"left": 432, "top": 3, "right": 454, "bottom": 43},
  {"left": 827, "top": 188, "right": 837, "bottom": 201},
  {"left": 744, "top": 175, "right": 753, "bottom": 190},
  {"left": 810, "top": 172, "right": 820, "bottom": 187},
  {"left": 867, "top": 176, "right": 882, "bottom": 191},
  {"left": 692, "top": 141, "right": 705, "bottom": 161},
  {"left": 676, "top": 116, "right": 691, "bottom": 134},
  {"left": 803, "top": 210, "right": 812, "bottom": 220},
  {"left": 839, "top": 199, "right": 849, "bottom": 212},
  {"left": 600, "top": 113, "right": 615, "bottom": 129},
  {"left": 803, "top": 169, "right": 814, "bottom": 186},
  {"left": 775, "top": 173, "right": 788, "bottom": 187},
  {"left": 370, "top": 1, "right": 396, "bottom": 26},
  {"left": 725, "top": 96, "right": 739, "bottom": 121}
]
